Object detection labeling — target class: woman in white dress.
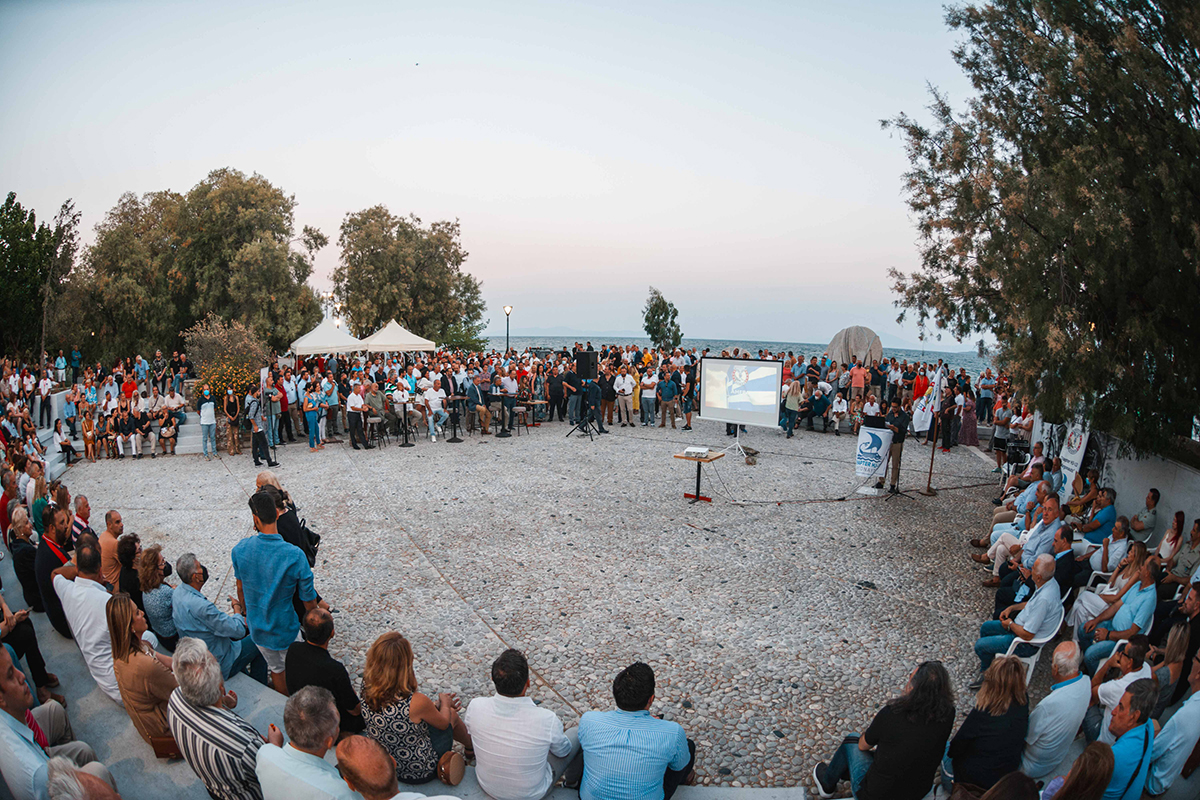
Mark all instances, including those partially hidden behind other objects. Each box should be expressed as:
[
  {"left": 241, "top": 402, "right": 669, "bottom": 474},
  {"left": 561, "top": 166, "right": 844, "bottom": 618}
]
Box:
[{"left": 1067, "top": 541, "right": 1148, "bottom": 634}]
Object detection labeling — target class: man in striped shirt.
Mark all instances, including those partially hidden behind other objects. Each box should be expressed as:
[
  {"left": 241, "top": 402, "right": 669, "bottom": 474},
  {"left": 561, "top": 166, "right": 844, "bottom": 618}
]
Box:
[
  {"left": 168, "top": 637, "right": 282, "bottom": 800},
  {"left": 576, "top": 662, "right": 696, "bottom": 800}
]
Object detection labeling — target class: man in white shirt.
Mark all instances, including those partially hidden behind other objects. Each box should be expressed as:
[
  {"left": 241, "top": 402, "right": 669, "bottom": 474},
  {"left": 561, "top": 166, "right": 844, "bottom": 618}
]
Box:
[
  {"left": 828, "top": 392, "right": 848, "bottom": 435},
  {"left": 499, "top": 371, "right": 519, "bottom": 432},
  {"left": 256, "top": 686, "right": 359, "bottom": 800},
  {"left": 423, "top": 380, "right": 448, "bottom": 442},
  {"left": 52, "top": 535, "right": 155, "bottom": 706},
  {"left": 464, "top": 649, "right": 578, "bottom": 800},
  {"left": 345, "top": 385, "right": 372, "bottom": 450},
  {"left": 862, "top": 394, "right": 882, "bottom": 417},
  {"left": 1021, "top": 641, "right": 1091, "bottom": 779},
  {"left": 1084, "top": 635, "right": 1152, "bottom": 744},
  {"left": 613, "top": 366, "right": 636, "bottom": 427}
]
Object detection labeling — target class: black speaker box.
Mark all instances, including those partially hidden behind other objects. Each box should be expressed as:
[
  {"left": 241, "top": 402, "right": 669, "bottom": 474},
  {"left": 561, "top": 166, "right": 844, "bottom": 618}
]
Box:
[{"left": 575, "top": 351, "right": 598, "bottom": 380}]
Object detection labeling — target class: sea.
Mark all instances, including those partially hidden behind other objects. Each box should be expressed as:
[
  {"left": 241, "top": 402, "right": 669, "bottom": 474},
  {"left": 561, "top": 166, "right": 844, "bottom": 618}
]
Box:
[{"left": 485, "top": 335, "right": 992, "bottom": 375}]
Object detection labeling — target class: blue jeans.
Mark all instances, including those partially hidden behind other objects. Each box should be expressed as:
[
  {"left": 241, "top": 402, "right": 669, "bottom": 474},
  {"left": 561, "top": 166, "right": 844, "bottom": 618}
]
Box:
[
  {"left": 227, "top": 636, "right": 268, "bottom": 686},
  {"left": 428, "top": 408, "right": 449, "bottom": 437},
  {"left": 975, "top": 620, "right": 1038, "bottom": 672},
  {"left": 201, "top": 423, "right": 216, "bottom": 457},
  {"left": 825, "top": 735, "right": 873, "bottom": 797},
  {"left": 172, "top": 375, "right": 183, "bottom": 394},
  {"left": 567, "top": 395, "right": 581, "bottom": 424},
  {"left": 641, "top": 396, "right": 656, "bottom": 425},
  {"left": 1081, "top": 625, "right": 1117, "bottom": 674},
  {"left": 266, "top": 415, "right": 279, "bottom": 446},
  {"left": 306, "top": 411, "right": 319, "bottom": 448}
]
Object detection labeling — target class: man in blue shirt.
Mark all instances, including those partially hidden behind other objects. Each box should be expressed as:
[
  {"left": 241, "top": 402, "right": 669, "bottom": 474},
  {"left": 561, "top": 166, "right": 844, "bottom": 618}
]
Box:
[
  {"left": 1080, "top": 559, "right": 1159, "bottom": 674},
  {"left": 1072, "top": 488, "right": 1118, "bottom": 545},
  {"left": 1104, "top": 679, "right": 1157, "bottom": 800},
  {"left": 973, "top": 553, "right": 1061, "bottom": 687},
  {"left": 232, "top": 491, "right": 319, "bottom": 695},
  {"left": 172, "top": 552, "right": 268, "bottom": 686},
  {"left": 575, "top": 662, "right": 695, "bottom": 800},
  {"left": 1146, "top": 647, "right": 1200, "bottom": 795}
]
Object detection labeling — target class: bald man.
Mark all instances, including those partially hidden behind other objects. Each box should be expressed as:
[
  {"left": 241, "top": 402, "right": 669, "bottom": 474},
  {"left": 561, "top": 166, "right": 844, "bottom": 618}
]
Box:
[{"left": 335, "top": 735, "right": 458, "bottom": 800}]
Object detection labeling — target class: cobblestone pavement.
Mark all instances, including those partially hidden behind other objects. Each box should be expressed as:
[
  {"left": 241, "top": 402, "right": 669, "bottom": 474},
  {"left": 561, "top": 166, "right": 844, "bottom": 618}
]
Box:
[{"left": 67, "top": 417, "right": 1018, "bottom": 791}]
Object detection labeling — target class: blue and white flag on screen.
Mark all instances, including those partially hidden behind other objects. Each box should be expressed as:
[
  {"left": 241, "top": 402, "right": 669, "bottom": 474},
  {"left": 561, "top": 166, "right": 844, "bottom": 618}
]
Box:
[
  {"left": 911, "top": 368, "right": 945, "bottom": 433},
  {"left": 725, "top": 366, "right": 779, "bottom": 412}
]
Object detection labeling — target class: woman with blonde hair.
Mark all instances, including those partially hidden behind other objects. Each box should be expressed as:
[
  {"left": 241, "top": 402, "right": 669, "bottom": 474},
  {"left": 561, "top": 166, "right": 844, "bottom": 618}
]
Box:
[
  {"left": 943, "top": 655, "right": 1029, "bottom": 794},
  {"left": 106, "top": 593, "right": 177, "bottom": 748},
  {"left": 1149, "top": 621, "right": 1190, "bottom": 719},
  {"left": 1067, "top": 541, "right": 1149, "bottom": 634},
  {"left": 360, "top": 632, "right": 472, "bottom": 786}
]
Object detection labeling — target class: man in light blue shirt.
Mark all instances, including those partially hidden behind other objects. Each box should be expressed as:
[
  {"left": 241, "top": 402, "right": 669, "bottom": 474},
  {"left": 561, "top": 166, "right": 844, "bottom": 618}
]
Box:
[
  {"left": 1146, "top": 649, "right": 1200, "bottom": 795},
  {"left": 1104, "top": 678, "right": 1156, "bottom": 800},
  {"left": 172, "top": 552, "right": 268, "bottom": 686},
  {"left": 973, "top": 554, "right": 1061, "bottom": 686},
  {"left": 1021, "top": 641, "right": 1091, "bottom": 779},
  {"left": 0, "top": 645, "right": 114, "bottom": 800},
  {"left": 1080, "top": 559, "right": 1158, "bottom": 674},
  {"left": 232, "top": 491, "right": 318, "bottom": 694},
  {"left": 576, "top": 662, "right": 695, "bottom": 800},
  {"left": 256, "top": 686, "right": 358, "bottom": 800}
]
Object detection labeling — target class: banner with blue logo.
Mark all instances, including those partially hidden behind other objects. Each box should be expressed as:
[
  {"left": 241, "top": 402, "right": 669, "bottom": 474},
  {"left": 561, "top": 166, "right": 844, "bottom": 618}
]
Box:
[{"left": 855, "top": 426, "right": 894, "bottom": 478}]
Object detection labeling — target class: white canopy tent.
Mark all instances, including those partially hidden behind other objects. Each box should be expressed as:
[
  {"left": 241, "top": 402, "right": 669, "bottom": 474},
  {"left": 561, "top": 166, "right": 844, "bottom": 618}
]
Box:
[
  {"left": 360, "top": 319, "right": 437, "bottom": 353},
  {"left": 290, "top": 317, "right": 365, "bottom": 355}
]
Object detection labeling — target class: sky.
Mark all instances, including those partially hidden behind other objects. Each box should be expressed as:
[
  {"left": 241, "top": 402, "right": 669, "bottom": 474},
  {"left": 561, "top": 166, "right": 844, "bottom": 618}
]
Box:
[{"left": 0, "top": 0, "right": 977, "bottom": 347}]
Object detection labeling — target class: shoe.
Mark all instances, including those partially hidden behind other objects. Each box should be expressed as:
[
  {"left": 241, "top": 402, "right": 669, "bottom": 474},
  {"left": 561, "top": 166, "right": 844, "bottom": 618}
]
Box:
[
  {"left": 812, "top": 762, "right": 837, "bottom": 798},
  {"left": 288, "top": 438, "right": 296, "bottom": 443},
  {"left": 352, "top": 445, "right": 361, "bottom": 450},
  {"left": 431, "top": 435, "right": 437, "bottom": 443},
  {"left": 364, "top": 443, "right": 375, "bottom": 449},
  {"left": 267, "top": 461, "right": 280, "bottom": 467},
  {"left": 992, "top": 466, "right": 1002, "bottom": 473},
  {"left": 150, "top": 454, "right": 156, "bottom": 459},
  {"left": 889, "top": 485, "right": 897, "bottom": 494},
  {"left": 981, "top": 577, "right": 1001, "bottom": 588},
  {"left": 683, "top": 425, "right": 692, "bottom": 431},
  {"left": 136, "top": 454, "right": 142, "bottom": 460},
  {"left": 971, "top": 553, "right": 991, "bottom": 564},
  {"left": 969, "top": 538, "right": 989, "bottom": 548},
  {"left": 835, "top": 429, "right": 841, "bottom": 436},
  {"left": 254, "top": 461, "right": 263, "bottom": 467},
  {"left": 787, "top": 433, "right": 793, "bottom": 438},
  {"left": 968, "top": 676, "right": 984, "bottom": 691}
]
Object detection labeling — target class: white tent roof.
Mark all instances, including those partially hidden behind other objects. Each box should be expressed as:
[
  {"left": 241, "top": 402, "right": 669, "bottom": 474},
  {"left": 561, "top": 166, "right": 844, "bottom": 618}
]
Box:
[
  {"left": 290, "top": 317, "right": 365, "bottom": 355},
  {"left": 360, "top": 319, "right": 437, "bottom": 353}
]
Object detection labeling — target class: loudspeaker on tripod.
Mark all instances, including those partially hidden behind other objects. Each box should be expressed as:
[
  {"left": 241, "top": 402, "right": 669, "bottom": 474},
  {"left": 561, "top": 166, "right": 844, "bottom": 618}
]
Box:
[{"left": 575, "top": 351, "right": 598, "bottom": 380}]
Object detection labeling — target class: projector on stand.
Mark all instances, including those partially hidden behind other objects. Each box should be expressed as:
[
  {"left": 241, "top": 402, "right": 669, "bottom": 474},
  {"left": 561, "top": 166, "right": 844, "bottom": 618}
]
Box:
[{"left": 683, "top": 446, "right": 710, "bottom": 458}]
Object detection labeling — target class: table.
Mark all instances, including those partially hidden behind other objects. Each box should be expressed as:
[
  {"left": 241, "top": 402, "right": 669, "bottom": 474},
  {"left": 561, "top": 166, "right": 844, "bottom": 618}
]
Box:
[
  {"left": 673, "top": 451, "right": 724, "bottom": 503},
  {"left": 526, "top": 399, "right": 548, "bottom": 426}
]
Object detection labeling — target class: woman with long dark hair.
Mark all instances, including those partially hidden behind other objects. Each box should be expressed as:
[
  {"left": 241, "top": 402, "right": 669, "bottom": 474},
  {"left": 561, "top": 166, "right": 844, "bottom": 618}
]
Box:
[{"left": 813, "top": 660, "right": 955, "bottom": 799}]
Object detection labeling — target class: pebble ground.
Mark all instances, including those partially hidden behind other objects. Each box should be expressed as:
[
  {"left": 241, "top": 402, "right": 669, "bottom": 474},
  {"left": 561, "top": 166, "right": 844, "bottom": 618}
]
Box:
[{"left": 67, "top": 416, "right": 1033, "bottom": 793}]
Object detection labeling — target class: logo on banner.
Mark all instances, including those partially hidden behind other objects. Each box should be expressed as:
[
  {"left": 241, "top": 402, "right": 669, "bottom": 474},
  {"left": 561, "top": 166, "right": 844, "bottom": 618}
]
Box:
[{"left": 855, "top": 428, "right": 893, "bottom": 477}]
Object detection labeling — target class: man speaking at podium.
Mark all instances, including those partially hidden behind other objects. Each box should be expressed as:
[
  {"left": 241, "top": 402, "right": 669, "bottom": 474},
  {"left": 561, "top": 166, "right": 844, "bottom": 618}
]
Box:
[{"left": 881, "top": 399, "right": 911, "bottom": 495}]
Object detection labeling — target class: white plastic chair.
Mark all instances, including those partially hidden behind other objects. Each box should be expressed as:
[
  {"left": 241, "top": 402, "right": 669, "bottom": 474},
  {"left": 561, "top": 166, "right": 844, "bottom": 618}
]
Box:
[
  {"left": 1086, "top": 570, "right": 1114, "bottom": 591},
  {"left": 1004, "top": 602, "right": 1065, "bottom": 684}
]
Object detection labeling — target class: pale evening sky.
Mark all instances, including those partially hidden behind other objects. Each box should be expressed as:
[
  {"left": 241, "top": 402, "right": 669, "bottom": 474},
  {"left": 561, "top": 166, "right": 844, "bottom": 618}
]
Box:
[{"left": 0, "top": 0, "right": 975, "bottom": 347}]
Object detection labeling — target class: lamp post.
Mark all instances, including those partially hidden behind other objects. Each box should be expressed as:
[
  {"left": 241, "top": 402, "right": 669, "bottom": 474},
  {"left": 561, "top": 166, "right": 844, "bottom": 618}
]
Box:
[{"left": 504, "top": 305, "right": 513, "bottom": 356}]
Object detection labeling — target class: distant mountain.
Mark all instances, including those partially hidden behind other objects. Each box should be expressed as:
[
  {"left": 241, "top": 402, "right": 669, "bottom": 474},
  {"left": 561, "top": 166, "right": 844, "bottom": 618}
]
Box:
[{"left": 485, "top": 326, "right": 644, "bottom": 338}]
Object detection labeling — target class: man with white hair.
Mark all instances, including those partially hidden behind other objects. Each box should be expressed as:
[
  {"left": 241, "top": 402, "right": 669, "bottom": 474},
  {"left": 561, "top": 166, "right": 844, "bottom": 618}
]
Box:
[
  {"left": 336, "top": 735, "right": 458, "bottom": 800},
  {"left": 169, "top": 638, "right": 282, "bottom": 800},
  {"left": 256, "top": 686, "right": 358, "bottom": 799},
  {"left": 971, "top": 553, "right": 1061, "bottom": 690},
  {"left": 1020, "top": 641, "right": 1091, "bottom": 780},
  {"left": 46, "top": 756, "right": 122, "bottom": 799}
]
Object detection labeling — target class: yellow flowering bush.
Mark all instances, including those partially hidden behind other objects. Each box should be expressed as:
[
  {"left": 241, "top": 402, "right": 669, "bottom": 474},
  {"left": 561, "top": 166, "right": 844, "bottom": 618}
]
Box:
[{"left": 183, "top": 313, "right": 268, "bottom": 399}]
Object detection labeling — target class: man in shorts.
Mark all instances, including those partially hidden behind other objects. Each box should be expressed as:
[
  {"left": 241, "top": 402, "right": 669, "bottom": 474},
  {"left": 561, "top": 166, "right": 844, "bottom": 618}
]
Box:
[{"left": 231, "top": 490, "right": 320, "bottom": 694}]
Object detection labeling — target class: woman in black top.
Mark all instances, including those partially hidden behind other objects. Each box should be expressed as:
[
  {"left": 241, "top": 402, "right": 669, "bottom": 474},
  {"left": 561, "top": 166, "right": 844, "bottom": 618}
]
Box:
[
  {"left": 813, "top": 660, "right": 955, "bottom": 800},
  {"left": 945, "top": 655, "right": 1029, "bottom": 792},
  {"left": 224, "top": 389, "right": 241, "bottom": 454},
  {"left": 116, "top": 533, "right": 145, "bottom": 612}
]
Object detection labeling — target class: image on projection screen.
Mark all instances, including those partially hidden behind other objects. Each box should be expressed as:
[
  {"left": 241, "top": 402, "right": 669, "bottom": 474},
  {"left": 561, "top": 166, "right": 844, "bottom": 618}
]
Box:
[{"left": 698, "top": 357, "right": 783, "bottom": 429}]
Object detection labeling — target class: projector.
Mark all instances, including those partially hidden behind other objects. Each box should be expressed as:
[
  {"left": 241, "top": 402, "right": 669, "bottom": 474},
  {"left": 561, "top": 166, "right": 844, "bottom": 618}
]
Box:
[{"left": 683, "top": 446, "right": 710, "bottom": 458}]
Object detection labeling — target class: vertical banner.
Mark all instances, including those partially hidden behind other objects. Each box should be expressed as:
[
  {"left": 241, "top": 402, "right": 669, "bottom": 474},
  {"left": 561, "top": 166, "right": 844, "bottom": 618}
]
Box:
[
  {"left": 855, "top": 426, "right": 895, "bottom": 478},
  {"left": 1060, "top": 422, "right": 1090, "bottom": 485}
]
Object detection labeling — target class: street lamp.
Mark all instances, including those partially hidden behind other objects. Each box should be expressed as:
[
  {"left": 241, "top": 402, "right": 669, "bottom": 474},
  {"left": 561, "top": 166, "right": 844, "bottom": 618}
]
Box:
[{"left": 503, "top": 305, "right": 513, "bottom": 356}]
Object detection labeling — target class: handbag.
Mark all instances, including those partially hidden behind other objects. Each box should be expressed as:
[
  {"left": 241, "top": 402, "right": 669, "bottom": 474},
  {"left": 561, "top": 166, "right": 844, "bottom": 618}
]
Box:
[
  {"left": 949, "top": 782, "right": 985, "bottom": 800},
  {"left": 437, "top": 751, "right": 465, "bottom": 785},
  {"left": 150, "top": 734, "right": 183, "bottom": 760}
]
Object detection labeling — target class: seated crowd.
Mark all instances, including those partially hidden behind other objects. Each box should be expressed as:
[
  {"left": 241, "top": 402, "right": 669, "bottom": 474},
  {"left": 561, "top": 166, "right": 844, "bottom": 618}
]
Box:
[
  {"left": 1, "top": 464, "right": 706, "bottom": 800},
  {"left": 812, "top": 463, "right": 1200, "bottom": 799}
]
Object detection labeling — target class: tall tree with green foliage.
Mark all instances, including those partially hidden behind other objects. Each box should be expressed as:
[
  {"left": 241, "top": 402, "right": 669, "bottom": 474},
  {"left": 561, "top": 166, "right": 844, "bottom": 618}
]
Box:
[
  {"left": 886, "top": 0, "right": 1200, "bottom": 454},
  {"left": 65, "top": 169, "right": 323, "bottom": 362},
  {"left": 642, "top": 287, "right": 682, "bottom": 350},
  {"left": 334, "top": 206, "right": 486, "bottom": 344},
  {"left": 0, "top": 193, "right": 57, "bottom": 357},
  {"left": 40, "top": 200, "right": 81, "bottom": 366}
]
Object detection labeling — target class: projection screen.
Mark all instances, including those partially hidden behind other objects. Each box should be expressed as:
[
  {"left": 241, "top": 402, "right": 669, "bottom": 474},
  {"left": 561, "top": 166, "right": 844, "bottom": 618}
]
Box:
[{"left": 697, "top": 357, "right": 783, "bottom": 428}]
